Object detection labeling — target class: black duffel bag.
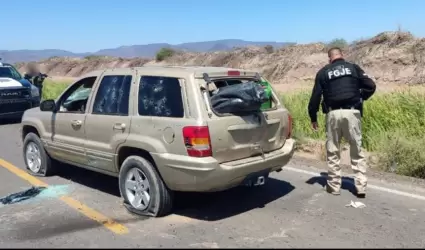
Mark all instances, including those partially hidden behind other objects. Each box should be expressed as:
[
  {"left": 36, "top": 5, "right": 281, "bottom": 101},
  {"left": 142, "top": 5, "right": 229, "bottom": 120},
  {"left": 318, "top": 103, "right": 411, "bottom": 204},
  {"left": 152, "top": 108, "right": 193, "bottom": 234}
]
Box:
[{"left": 210, "top": 81, "right": 269, "bottom": 114}]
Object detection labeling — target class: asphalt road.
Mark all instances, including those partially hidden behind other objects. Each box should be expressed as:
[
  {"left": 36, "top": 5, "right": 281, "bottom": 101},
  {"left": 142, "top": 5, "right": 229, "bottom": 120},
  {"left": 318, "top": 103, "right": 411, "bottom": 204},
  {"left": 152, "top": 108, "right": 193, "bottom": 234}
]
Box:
[{"left": 1, "top": 120, "right": 425, "bottom": 248}]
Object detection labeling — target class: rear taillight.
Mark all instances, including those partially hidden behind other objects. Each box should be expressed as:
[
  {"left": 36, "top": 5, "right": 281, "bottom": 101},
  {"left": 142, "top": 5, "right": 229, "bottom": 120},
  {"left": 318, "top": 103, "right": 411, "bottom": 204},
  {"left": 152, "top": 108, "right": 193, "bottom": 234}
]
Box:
[
  {"left": 183, "top": 126, "right": 212, "bottom": 157},
  {"left": 227, "top": 70, "right": 240, "bottom": 76},
  {"left": 287, "top": 114, "right": 292, "bottom": 139}
]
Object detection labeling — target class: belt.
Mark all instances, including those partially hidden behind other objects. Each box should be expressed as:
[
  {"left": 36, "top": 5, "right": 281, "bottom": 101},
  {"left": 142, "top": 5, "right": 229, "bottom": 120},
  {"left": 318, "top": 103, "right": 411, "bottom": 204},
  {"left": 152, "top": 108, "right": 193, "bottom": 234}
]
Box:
[{"left": 328, "top": 105, "right": 356, "bottom": 111}]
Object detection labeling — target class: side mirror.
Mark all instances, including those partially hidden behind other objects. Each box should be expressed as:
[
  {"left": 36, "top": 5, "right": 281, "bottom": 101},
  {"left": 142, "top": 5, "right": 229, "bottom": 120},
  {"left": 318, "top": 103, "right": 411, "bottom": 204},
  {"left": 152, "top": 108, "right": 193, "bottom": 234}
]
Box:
[
  {"left": 40, "top": 100, "right": 56, "bottom": 112},
  {"left": 24, "top": 73, "right": 31, "bottom": 80}
]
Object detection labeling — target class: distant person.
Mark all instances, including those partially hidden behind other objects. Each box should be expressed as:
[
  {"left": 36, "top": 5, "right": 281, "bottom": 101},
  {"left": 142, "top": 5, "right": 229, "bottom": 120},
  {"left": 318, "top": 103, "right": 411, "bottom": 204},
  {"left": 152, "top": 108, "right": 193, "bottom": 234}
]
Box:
[
  {"left": 25, "top": 63, "right": 45, "bottom": 97},
  {"left": 307, "top": 47, "right": 376, "bottom": 198},
  {"left": 25, "top": 63, "right": 40, "bottom": 80}
]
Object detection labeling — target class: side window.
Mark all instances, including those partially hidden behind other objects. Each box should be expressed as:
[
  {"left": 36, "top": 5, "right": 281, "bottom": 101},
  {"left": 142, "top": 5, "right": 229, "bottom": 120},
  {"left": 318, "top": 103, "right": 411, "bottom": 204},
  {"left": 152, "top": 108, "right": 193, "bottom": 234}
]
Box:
[
  {"left": 138, "top": 76, "right": 184, "bottom": 118},
  {"left": 58, "top": 76, "right": 97, "bottom": 113},
  {"left": 92, "top": 75, "right": 132, "bottom": 116}
]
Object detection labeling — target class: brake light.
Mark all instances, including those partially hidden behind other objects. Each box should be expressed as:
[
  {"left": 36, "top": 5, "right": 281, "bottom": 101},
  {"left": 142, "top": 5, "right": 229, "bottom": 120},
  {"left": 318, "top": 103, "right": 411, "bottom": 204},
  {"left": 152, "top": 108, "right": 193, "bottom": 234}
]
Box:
[
  {"left": 183, "top": 126, "right": 212, "bottom": 157},
  {"left": 287, "top": 114, "right": 292, "bottom": 139},
  {"left": 227, "top": 70, "right": 240, "bottom": 76}
]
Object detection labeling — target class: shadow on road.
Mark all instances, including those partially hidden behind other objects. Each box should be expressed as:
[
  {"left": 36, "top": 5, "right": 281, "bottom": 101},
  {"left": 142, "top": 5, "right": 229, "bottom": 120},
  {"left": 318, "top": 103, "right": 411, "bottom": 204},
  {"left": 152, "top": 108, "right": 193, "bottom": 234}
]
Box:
[
  {"left": 305, "top": 172, "right": 357, "bottom": 196},
  {"left": 173, "top": 179, "right": 295, "bottom": 221},
  {"left": 55, "top": 163, "right": 295, "bottom": 221}
]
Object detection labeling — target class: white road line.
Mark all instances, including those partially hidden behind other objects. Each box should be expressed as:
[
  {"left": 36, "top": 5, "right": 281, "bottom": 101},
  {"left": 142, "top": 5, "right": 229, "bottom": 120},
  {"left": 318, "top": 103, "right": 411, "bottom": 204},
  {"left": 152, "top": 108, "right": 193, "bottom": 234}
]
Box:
[{"left": 284, "top": 166, "right": 425, "bottom": 201}]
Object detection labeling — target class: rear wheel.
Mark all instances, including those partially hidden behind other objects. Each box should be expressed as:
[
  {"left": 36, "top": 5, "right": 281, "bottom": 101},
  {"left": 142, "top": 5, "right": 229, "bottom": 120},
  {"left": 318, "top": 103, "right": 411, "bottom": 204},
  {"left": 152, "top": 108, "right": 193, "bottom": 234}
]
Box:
[
  {"left": 119, "top": 156, "right": 173, "bottom": 217},
  {"left": 23, "top": 132, "right": 56, "bottom": 177}
]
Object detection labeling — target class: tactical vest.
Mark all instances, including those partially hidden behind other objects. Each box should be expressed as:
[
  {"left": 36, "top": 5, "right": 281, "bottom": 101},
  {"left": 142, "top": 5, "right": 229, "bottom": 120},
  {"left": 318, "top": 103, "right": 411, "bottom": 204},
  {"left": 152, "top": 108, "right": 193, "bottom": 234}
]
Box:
[{"left": 321, "top": 60, "right": 362, "bottom": 107}]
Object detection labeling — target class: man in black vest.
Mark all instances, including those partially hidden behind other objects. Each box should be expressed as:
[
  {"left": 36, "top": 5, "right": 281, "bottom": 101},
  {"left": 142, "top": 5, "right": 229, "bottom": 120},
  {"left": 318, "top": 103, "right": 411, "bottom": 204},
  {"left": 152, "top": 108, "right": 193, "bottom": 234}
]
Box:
[
  {"left": 24, "top": 63, "right": 45, "bottom": 97},
  {"left": 307, "top": 47, "right": 376, "bottom": 198}
]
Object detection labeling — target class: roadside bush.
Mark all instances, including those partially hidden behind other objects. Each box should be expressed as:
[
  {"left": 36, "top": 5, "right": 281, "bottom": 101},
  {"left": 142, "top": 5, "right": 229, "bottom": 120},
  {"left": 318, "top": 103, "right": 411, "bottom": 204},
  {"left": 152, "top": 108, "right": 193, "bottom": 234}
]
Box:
[
  {"left": 375, "top": 132, "right": 425, "bottom": 178},
  {"left": 42, "top": 79, "right": 72, "bottom": 100},
  {"left": 84, "top": 55, "right": 105, "bottom": 60},
  {"left": 327, "top": 38, "right": 348, "bottom": 49},
  {"left": 264, "top": 45, "right": 274, "bottom": 54},
  {"left": 156, "top": 48, "right": 175, "bottom": 61}
]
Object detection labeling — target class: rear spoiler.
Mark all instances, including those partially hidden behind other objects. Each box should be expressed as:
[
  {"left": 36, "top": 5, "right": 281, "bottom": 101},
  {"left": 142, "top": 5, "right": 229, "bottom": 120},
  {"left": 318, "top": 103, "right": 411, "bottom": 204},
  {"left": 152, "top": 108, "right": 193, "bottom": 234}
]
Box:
[{"left": 200, "top": 71, "right": 262, "bottom": 85}]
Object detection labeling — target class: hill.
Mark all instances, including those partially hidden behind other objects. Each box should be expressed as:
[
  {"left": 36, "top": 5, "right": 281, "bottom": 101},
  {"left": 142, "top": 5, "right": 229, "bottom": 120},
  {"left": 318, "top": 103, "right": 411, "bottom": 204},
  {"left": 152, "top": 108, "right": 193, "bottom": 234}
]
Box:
[
  {"left": 14, "top": 31, "right": 425, "bottom": 86},
  {"left": 1, "top": 40, "right": 293, "bottom": 63}
]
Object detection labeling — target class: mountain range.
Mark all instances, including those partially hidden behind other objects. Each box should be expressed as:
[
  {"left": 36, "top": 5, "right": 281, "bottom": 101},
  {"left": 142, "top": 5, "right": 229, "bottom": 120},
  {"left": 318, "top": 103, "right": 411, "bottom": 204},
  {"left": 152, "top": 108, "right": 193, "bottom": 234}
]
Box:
[{"left": 1, "top": 39, "right": 294, "bottom": 63}]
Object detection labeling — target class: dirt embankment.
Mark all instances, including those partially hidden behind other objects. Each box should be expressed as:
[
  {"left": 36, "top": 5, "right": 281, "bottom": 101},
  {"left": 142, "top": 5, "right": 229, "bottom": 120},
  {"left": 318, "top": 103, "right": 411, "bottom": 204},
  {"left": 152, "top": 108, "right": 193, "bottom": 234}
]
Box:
[{"left": 15, "top": 31, "right": 425, "bottom": 86}]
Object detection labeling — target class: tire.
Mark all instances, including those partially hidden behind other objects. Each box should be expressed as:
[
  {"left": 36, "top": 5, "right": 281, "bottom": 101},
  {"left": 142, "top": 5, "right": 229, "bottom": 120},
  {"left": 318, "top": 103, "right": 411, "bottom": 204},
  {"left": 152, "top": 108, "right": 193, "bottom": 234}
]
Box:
[
  {"left": 23, "top": 132, "right": 56, "bottom": 177},
  {"left": 119, "top": 156, "right": 173, "bottom": 217}
]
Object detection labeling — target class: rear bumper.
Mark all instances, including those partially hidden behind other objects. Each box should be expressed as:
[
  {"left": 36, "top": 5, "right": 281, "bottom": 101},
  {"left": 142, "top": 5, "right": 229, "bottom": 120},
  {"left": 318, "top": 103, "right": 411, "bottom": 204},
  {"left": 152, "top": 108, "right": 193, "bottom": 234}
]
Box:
[{"left": 152, "top": 138, "right": 296, "bottom": 192}]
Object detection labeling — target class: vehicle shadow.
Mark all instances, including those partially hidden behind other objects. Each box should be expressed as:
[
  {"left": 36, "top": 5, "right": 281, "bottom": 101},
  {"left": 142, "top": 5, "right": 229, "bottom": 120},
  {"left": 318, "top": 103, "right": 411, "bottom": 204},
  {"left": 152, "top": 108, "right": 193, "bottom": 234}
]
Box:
[
  {"left": 55, "top": 163, "right": 295, "bottom": 221},
  {"left": 173, "top": 179, "right": 294, "bottom": 221},
  {"left": 305, "top": 172, "right": 357, "bottom": 196}
]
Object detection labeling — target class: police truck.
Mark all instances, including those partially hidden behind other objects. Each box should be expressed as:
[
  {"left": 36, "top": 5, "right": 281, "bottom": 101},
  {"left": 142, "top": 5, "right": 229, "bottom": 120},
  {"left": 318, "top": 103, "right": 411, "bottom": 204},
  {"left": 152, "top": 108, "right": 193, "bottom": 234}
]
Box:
[{"left": 0, "top": 59, "right": 41, "bottom": 120}]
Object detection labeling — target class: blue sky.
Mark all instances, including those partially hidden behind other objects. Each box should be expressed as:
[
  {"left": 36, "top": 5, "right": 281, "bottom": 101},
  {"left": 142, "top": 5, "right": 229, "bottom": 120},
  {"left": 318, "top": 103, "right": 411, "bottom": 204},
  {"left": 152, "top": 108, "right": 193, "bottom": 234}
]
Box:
[{"left": 3, "top": 0, "right": 424, "bottom": 52}]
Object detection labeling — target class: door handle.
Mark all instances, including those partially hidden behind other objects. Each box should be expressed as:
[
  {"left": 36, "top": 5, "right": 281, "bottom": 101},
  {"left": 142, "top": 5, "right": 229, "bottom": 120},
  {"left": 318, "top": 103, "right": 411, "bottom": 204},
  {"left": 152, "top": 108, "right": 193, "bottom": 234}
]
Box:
[
  {"left": 113, "top": 123, "right": 126, "bottom": 131},
  {"left": 71, "top": 120, "right": 82, "bottom": 127}
]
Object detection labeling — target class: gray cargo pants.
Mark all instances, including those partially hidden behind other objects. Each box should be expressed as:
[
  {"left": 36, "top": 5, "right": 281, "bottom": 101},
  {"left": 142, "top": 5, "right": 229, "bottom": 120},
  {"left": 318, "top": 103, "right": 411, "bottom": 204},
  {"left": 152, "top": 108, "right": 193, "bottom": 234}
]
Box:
[{"left": 325, "top": 108, "right": 367, "bottom": 194}]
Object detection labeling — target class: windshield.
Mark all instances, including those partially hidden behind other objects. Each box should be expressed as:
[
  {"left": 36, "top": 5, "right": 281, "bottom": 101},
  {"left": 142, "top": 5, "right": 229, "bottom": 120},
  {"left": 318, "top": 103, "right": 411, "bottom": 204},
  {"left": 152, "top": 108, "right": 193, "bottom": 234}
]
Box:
[{"left": 0, "top": 64, "right": 22, "bottom": 81}]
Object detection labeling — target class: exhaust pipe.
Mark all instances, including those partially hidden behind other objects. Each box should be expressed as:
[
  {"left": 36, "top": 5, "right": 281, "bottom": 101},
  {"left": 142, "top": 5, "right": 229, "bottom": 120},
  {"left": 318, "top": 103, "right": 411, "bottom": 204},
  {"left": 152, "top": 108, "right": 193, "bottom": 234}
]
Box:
[{"left": 254, "top": 176, "right": 266, "bottom": 186}]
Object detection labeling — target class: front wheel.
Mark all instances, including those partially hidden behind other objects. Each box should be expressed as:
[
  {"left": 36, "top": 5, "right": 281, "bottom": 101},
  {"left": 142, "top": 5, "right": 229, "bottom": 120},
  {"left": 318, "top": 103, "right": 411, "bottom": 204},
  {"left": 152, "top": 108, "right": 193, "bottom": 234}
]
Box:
[
  {"left": 119, "top": 156, "right": 173, "bottom": 217},
  {"left": 23, "top": 132, "right": 56, "bottom": 177}
]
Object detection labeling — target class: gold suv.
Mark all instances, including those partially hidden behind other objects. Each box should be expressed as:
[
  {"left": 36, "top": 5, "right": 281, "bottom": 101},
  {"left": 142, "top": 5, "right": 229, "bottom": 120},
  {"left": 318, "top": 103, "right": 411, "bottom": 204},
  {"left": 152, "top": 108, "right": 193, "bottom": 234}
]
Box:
[{"left": 21, "top": 66, "right": 295, "bottom": 217}]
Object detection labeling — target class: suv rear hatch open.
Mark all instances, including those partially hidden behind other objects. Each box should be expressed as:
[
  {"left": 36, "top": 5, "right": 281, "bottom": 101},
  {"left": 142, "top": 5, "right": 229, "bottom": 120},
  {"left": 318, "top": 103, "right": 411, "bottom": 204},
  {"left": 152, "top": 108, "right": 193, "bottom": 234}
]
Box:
[{"left": 195, "top": 69, "right": 292, "bottom": 164}]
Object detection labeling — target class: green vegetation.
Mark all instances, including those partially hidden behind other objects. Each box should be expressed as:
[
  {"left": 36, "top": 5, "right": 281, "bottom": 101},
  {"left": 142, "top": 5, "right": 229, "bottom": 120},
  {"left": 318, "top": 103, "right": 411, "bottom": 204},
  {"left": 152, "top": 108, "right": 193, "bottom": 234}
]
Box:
[
  {"left": 155, "top": 48, "right": 176, "bottom": 61},
  {"left": 84, "top": 55, "right": 106, "bottom": 60},
  {"left": 42, "top": 79, "right": 72, "bottom": 100},
  {"left": 264, "top": 45, "right": 274, "bottom": 54},
  {"left": 282, "top": 90, "right": 425, "bottom": 178},
  {"left": 374, "top": 132, "right": 425, "bottom": 178},
  {"left": 327, "top": 38, "right": 348, "bottom": 49}
]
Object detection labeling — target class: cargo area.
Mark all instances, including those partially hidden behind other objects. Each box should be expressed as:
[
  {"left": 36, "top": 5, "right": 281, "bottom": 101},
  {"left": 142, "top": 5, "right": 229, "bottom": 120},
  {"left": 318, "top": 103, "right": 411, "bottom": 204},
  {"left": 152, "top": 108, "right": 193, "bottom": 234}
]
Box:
[{"left": 195, "top": 69, "right": 291, "bottom": 164}]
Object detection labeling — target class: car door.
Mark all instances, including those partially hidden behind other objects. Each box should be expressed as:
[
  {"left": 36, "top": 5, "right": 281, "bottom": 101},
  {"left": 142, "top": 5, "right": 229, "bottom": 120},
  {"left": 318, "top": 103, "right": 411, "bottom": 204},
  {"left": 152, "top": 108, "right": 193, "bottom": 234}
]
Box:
[
  {"left": 84, "top": 70, "right": 134, "bottom": 173},
  {"left": 48, "top": 76, "right": 98, "bottom": 166}
]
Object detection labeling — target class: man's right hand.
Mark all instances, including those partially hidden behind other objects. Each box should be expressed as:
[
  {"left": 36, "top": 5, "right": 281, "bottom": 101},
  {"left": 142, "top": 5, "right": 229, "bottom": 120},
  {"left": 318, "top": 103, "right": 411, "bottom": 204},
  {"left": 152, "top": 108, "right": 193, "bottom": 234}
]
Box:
[{"left": 311, "top": 122, "right": 318, "bottom": 131}]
